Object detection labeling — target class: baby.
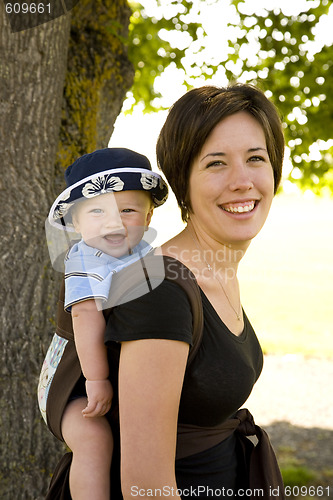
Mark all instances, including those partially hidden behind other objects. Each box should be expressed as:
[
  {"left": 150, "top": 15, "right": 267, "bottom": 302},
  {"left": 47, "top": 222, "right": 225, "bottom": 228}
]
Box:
[{"left": 38, "top": 148, "right": 168, "bottom": 499}]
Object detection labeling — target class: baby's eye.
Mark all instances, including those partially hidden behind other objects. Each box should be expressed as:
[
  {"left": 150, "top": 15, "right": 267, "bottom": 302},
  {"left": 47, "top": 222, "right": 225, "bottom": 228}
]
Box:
[{"left": 90, "top": 208, "right": 103, "bottom": 214}]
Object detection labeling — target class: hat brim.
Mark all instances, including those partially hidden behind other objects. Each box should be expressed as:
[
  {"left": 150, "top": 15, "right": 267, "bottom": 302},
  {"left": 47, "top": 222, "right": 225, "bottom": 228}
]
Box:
[{"left": 48, "top": 167, "right": 168, "bottom": 231}]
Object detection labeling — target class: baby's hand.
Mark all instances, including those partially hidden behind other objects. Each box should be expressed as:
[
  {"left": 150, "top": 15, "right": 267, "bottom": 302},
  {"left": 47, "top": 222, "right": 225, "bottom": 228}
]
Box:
[{"left": 83, "top": 379, "right": 113, "bottom": 418}]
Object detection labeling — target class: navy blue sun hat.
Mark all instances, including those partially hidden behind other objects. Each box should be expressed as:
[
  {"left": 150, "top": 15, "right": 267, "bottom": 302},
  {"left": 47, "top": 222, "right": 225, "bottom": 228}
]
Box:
[{"left": 48, "top": 148, "right": 168, "bottom": 230}]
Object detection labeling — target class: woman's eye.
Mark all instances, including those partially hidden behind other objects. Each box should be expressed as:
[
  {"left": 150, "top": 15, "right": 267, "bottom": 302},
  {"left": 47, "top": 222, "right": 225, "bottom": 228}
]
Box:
[
  {"left": 206, "top": 160, "right": 225, "bottom": 168},
  {"left": 121, "top": 208, "right": 134, "bottom": 213},
  {"left": 249, "top": 155, "right": 265, "bottom": 162}
]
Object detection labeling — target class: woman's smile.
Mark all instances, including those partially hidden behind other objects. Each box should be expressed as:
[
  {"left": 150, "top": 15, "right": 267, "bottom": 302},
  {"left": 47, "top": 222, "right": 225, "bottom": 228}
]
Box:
[{"left": 219, "top": 199, "right": 258, "bottom": 215}]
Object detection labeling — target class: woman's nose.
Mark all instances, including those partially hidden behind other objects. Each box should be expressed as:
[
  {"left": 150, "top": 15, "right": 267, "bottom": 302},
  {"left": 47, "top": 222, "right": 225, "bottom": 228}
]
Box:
[{"left": 228, "top": 163, "right": 254, "bottom": 192}]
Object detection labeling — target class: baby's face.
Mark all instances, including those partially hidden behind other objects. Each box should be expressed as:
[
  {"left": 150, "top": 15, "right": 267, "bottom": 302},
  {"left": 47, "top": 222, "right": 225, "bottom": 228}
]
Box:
[{"left": 72, "top": 190, "right": 153, "bottom": 257}]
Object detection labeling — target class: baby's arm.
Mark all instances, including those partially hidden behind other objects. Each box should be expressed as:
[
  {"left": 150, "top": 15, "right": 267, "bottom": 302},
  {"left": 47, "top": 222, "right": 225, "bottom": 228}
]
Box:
[{"left": 71, "top": 300, "right": 113, "bottom": 418}]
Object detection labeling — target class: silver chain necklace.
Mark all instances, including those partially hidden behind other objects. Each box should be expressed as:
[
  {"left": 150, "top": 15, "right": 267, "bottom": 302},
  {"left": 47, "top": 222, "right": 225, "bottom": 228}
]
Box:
[{"left": 188, "top": 228, "right": 242, "bottom": 321}]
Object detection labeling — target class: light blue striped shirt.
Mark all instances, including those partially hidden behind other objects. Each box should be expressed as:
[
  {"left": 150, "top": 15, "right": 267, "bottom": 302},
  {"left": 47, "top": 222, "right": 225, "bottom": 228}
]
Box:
[{"left": 64, "top": 239, "right": 152, "bottom": 311}]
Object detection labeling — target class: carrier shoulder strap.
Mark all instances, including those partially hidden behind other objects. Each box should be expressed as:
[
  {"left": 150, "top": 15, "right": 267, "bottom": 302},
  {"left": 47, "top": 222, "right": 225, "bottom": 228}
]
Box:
[
  {"left": 56, "top": 254, "right": 203, "bottom": 365},
  {"left": 157, "top": 255, "right": 203, "bottom": 365}
]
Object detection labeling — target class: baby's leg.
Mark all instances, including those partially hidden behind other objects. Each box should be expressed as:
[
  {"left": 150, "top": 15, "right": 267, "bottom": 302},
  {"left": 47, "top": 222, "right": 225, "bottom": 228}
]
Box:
[{"left": 61, "top": 397, "right": 113, "bottom": 500}]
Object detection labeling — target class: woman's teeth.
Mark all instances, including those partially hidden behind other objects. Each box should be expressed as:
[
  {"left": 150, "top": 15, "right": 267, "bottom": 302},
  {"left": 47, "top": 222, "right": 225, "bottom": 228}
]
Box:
[{"left": 222, "top": 201, "right": 255, "bottom": 213}]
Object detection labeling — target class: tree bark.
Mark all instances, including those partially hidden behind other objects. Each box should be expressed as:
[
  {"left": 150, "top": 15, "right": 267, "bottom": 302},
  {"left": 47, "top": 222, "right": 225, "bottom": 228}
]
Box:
[
  {"left": 0, "top": 6, "right": 71, "bottom": 498},
  {"left": 0, "top": 1, "right": 134, "bottom": 498},
  {"left": 56, "top": 0, "right": 134, "bottom": 177}
]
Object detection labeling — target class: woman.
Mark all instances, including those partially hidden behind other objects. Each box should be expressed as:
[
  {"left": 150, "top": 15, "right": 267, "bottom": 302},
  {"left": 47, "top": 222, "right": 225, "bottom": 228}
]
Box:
[{"left": 105, "top": 83, "right": 285, "bottom": 499}]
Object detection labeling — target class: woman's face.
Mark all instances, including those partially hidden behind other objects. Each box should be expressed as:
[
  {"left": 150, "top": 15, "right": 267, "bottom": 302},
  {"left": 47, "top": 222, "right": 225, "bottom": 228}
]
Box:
[{"left": 188, "top": 111, "right": 275, "bottom": 248}]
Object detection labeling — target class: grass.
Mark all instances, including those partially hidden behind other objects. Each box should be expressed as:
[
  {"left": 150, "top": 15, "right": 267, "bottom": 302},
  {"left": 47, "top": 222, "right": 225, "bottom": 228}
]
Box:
[
  {"left": 276, "top": 445, "right": 333, "bottom": 500},
  {"left": 282, "top": 465, "right": 317, "bottom": 487}
]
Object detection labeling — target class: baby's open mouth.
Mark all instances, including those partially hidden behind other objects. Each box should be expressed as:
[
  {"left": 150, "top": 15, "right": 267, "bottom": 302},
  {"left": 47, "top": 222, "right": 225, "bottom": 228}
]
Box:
[{"left": 103, "top": 233, "right": 126, "bottom": 244}]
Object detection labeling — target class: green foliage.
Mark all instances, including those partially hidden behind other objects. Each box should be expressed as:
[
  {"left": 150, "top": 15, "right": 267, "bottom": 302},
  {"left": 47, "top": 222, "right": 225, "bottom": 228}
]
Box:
[
  {"left": 227, "top": 0, "right": 333, "bottom": 193},
  {"left": 127, "top": 0, "right": 202, "bottom": 111},
  {"left": 128, "top": 0, "right": 333, "bottom": 193}
]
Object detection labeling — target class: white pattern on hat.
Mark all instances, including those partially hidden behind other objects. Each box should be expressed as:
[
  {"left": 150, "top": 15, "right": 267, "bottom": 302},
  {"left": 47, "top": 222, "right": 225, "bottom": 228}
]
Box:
[
  {"left": 82, "top": 175, "right": 124, "bottom": 198},
  {"left": 53, "top": 201, "right": 74, "bottom": 220},
  {"left": 140, "top": 173, "right": 159, "bottom": 190}
]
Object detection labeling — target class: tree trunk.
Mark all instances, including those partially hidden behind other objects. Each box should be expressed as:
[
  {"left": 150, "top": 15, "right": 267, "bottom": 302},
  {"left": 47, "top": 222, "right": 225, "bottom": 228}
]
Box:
[
  {"left": 0, "top": 7, "right": 71, "bottom": 498},
  {"left": 56, "top": 0, "right": 134, "bottom": 176},
  {"left": 0, "top": 0, "right": 134, "bottom": 498}
]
